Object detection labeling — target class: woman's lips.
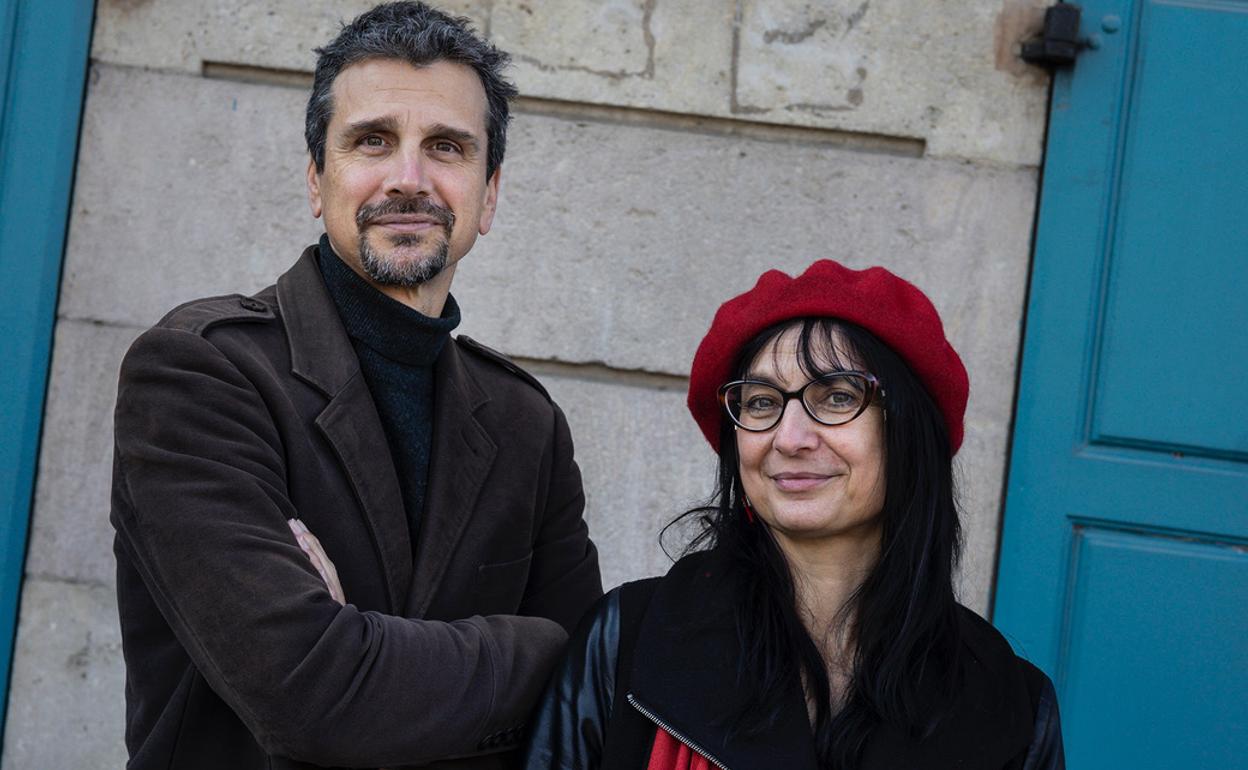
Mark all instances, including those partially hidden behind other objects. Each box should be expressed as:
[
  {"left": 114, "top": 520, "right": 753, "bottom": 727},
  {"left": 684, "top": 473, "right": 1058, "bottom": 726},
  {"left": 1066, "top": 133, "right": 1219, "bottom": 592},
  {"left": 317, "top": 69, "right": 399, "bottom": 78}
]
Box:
[{"left": 770, "top": 472, "right": 835, "bottom": 492}]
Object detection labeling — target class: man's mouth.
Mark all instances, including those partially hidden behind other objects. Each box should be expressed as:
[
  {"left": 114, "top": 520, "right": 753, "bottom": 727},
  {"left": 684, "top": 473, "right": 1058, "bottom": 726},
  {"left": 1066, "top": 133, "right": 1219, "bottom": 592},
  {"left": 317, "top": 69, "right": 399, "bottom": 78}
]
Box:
[
  {"left": 368, "top": 214, "right": 443, "bottom": 232},
  {"left": 357, "top": 198, "right": 455, "bottom": 232}
]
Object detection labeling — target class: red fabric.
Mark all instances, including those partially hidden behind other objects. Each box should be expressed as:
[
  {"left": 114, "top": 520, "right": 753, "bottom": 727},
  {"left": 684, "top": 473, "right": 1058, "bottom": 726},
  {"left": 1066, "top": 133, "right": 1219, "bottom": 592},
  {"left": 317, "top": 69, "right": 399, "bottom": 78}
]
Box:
[
  {"left": 686, "top": 259, "right": 969, "bottom": 454},
  {"left": 647, "top": 728, "right": 714, "bottom": 770}
]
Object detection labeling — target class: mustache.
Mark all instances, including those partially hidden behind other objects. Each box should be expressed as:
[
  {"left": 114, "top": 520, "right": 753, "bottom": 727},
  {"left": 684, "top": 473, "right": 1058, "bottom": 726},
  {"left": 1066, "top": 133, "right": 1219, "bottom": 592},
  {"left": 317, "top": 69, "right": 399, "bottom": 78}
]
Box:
[{"left": 356, "top": 197, "right": 455, "bottom": 230}]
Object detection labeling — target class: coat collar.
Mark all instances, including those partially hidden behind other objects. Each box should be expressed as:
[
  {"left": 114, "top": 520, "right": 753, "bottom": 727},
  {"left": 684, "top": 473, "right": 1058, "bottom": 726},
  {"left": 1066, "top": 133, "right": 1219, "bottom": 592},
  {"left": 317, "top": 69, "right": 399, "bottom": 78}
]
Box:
[
  {"left": 629, "top": 550, "right": 1035, "bottom": 770},
  {"left": 629, "top": 550, "right": 819, "bottom": 770},
  {"left": 277, "top": 246, "right": 360, "bottom": 397},
  {"left": 274, "top": 246, "right": 497, "bottom": 617}
]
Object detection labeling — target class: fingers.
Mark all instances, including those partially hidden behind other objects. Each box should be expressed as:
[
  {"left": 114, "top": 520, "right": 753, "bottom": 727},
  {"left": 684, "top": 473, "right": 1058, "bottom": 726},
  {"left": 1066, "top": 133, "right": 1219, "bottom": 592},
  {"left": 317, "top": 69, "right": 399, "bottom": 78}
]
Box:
[{"left": 288, "top": 519, "right": 346, "bottom": 605}]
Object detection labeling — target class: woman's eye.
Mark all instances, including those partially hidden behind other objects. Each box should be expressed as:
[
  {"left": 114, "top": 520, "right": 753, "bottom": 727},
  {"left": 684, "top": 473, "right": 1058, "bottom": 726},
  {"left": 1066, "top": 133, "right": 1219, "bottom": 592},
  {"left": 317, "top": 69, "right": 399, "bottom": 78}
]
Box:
[
  {"left": 817, "top": 389, "right": 860, "bottom": 411},
  {"left": 744, "top": 395, "right": 779, "bottom": 412}
]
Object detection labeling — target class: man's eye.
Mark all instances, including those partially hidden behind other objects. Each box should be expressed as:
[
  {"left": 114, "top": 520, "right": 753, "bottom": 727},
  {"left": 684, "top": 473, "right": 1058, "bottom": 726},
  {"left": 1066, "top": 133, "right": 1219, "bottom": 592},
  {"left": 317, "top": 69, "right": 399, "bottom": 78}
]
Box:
[
  {"left": 431, "top": 140, "right": 462, "bottom": 154},
  {"left": 360, "top": 135, "right": 386, "bottom": 148}
]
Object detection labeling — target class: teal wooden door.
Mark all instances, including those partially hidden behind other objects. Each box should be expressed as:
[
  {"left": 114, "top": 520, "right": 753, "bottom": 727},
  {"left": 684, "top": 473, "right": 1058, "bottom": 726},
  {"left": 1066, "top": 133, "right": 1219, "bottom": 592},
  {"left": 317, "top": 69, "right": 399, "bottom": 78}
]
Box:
[
  {"left": 994, "top": 1, "right": 1248, "bottom": 767},
  {"left": 0, "top": 0, "right": 94, "bottom": 738}
]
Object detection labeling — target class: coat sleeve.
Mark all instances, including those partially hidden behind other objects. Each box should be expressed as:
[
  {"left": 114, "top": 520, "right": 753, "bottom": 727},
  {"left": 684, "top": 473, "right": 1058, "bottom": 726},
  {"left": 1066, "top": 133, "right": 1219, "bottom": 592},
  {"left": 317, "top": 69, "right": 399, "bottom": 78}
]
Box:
[
  {"left": 111, "top": 327, "right": 568, "bottom": 767},
  {"left": 1021, "top": 675, "right": 1065, "bottom": 770},
  {"left": 520, "top": 589, "right": 621, "bottom": 770},
  {"left": 517, "top": 401, "right": 603, "bottom": 633}
]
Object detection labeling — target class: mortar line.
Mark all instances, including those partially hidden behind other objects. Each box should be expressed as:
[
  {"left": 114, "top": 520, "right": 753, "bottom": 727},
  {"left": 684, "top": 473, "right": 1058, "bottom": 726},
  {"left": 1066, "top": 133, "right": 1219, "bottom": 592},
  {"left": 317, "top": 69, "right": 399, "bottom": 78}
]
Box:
[
  {"left": 55, "top": 310, "right": 688, "bottom": 391},
  {"left": 511, "top": 357, "right": 689, "bottom": 391},
  {"left": 200, "top": 60, "right": 925, "bottom": 156}
]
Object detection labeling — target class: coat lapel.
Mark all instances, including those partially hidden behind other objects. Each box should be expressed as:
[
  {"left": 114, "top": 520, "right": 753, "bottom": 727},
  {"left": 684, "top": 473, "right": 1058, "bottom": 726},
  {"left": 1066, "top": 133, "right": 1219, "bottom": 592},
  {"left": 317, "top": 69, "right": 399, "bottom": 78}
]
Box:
[
  {"left": 276, "top": 247, "right": 412, "bottom": 614},
  {"left": 631, "top": 552, "right": 1036, "bottom": 770},
  {"left": 629, "top": 552, "right": 821, "bottom": 770},
  {"left": 404, "top": 340, "right": 497, "bottom": 617}
]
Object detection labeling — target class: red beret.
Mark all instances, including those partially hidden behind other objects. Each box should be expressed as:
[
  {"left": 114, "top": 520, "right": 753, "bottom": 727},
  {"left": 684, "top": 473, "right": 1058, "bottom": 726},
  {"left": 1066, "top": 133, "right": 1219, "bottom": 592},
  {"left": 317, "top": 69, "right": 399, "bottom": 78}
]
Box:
[{"left": 686, "top": 260, "right": 969, "bottom": 454}]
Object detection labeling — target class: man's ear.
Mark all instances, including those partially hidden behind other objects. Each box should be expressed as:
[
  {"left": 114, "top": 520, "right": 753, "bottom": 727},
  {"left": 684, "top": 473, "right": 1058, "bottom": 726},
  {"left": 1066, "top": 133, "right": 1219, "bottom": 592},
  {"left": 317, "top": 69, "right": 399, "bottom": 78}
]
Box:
[
  {"left": 306, "top": 156, "right": 323, "bottom": 218},
  {"left": 478, "top": 165, "right": 501, "bottom": 236}
]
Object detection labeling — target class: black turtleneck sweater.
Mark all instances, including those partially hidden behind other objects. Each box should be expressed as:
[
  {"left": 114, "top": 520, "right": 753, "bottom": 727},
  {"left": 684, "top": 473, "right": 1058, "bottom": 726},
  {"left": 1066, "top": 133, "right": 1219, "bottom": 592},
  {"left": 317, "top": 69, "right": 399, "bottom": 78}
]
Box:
[{"left": 316, "top": 235, "right": 460, "bottom": 553}]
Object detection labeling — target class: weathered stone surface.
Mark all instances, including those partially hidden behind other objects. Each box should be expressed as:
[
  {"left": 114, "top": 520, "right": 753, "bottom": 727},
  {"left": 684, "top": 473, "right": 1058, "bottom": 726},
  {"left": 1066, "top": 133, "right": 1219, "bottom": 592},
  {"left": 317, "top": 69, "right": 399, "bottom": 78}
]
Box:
[
  {"left": 490, "top": 0, "right": 735, "bottom": 121},
  {"left": 24, "top": 321, "right": 140, "bottom": 586},
  {"left": 2, "top": 579, "right": 126, "bottom": 769},
  {"left": 538, "top": 370, "right": 714, "bottom": 590},
  {"left": 62, "top": 65, "right": 322, "bottom": 329},
  {"left": 64, "top": 67, "right": 1037, "bottom": 377},
  {"left": 58, "top": 64, "right": 1026, "bottom": 612},
  {"left": 91, "top": 0, "right": 488, "bottom": 74},
  {"left": 90, "top": 0, "right": 1049, "bottom": 165},
  {"left": 734, "top": 0, "right": 1049, "bottom": 164}
]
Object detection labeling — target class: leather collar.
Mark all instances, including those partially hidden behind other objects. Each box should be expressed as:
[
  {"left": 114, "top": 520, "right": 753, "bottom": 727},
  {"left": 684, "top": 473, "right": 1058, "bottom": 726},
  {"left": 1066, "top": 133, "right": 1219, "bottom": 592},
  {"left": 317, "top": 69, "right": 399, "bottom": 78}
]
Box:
[{"left": 629, "top": 550, "right": 1034, "bottom": 770}]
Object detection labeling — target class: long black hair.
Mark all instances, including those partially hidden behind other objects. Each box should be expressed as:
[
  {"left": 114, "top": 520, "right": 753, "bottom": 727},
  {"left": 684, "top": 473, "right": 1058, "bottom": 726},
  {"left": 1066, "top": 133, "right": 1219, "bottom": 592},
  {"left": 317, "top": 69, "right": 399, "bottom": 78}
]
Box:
[{"left": 675, "top": 317, "right": 963, "bottom": 768}]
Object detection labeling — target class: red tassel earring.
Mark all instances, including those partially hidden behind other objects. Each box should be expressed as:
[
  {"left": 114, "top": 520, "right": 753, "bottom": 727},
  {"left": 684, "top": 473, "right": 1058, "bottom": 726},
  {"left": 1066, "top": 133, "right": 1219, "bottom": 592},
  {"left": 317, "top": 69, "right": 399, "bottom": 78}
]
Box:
[{"left": 743, "top": 500, "right": 757, "bottom": 524}]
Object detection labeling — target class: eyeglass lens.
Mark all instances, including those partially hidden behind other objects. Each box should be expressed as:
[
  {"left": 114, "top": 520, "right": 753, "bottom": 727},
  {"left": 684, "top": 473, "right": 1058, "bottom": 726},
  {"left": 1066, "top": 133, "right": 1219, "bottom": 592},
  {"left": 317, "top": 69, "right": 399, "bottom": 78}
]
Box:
[{"left": 725, "top": 373, "right": 872, "bottom": 430}]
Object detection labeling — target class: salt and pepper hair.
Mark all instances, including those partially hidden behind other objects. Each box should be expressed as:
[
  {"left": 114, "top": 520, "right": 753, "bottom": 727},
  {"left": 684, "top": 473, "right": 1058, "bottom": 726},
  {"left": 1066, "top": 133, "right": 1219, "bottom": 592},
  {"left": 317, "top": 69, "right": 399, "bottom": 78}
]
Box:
[{"left": 305, "top": 1, "right": 518, "bottom": 179}]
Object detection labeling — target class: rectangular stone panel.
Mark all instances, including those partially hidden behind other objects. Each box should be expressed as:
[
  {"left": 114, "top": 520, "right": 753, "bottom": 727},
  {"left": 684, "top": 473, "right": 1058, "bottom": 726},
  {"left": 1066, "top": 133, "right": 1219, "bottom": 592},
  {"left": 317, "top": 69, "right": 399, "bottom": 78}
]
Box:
[
  {"left": 91, "top": 0, "right": 489, "bottom": 75},
  {"left": 488, "top": 0, "right": 735, "bottom": 122},
  {"left": 538, "top": 370, "right": 714, "bottom": 590},
  {"left": 734, "top": 0, "right": 1050, "bottom": 163},
  {"left": 3, "top": 579, "right": 127, "bottom": 769},
  {"left": 89, "top": 0, "right": 1048, "bottom": 164},
  {"left": 24, "top": 321, "right": 141, "bottom": 586}
]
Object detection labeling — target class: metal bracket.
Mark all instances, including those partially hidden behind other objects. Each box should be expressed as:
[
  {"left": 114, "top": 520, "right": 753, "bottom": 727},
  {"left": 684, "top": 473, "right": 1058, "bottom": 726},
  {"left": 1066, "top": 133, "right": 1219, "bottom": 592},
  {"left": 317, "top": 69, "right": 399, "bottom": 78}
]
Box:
[{"left": 1021, "top": 4, "right": 1085, "bottom": 68}]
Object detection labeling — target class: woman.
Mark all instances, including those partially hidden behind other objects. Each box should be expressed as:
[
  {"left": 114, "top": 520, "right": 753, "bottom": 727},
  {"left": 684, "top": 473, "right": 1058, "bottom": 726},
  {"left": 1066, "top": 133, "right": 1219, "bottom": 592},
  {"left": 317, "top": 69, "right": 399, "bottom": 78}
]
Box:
[{"left": 521, "top": 260, "right": 1064, "bottom": 769}]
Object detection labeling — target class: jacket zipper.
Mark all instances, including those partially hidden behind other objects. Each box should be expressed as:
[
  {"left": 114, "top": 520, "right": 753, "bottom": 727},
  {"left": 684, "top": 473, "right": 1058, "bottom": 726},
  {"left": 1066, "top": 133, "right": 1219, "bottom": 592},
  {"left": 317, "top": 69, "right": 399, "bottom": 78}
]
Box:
[{"left": 626, "top": 692, "right": 731, "bottom": 770}]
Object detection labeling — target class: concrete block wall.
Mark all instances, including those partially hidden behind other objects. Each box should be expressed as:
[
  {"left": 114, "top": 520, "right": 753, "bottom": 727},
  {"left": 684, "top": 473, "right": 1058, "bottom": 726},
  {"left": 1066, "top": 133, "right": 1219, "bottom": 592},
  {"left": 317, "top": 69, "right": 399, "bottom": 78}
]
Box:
[{"left": 4, "top": 0, "right": 1050, "bottom": 764}]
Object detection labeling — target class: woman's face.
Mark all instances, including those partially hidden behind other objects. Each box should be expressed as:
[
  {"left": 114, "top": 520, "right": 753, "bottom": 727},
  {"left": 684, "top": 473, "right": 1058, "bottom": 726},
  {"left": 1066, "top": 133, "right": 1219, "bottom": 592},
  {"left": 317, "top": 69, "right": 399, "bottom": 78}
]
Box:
[{"left": 735, "top": 326, "right": 888, "bottom": 554}]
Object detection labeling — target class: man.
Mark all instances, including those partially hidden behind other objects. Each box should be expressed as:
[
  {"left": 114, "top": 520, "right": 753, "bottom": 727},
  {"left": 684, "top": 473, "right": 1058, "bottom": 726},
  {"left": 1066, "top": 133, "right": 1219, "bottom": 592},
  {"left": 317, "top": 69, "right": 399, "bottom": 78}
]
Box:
[{"left": 110, "top": 3, "right": 601, "bottom": 768}]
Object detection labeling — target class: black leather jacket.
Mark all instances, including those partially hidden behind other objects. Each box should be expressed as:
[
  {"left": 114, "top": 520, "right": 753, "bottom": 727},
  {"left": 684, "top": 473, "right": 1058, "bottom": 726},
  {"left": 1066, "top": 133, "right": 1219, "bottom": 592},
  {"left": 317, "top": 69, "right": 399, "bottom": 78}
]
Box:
[{"left": 522, "top": 551, "right": 1064, "bottom": 770}]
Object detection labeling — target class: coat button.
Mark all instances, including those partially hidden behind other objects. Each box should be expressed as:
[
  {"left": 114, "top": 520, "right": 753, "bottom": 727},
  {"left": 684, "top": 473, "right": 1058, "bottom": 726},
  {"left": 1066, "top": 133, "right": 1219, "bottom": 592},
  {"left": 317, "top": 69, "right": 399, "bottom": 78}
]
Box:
[{"left": 239, "top": 298, "right": 266, "bottom": 312}]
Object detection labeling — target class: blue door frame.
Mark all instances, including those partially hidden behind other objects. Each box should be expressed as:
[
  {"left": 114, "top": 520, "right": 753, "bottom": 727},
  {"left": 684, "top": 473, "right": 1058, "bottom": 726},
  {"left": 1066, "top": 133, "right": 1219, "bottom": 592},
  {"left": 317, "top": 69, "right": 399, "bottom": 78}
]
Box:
[{"left": 0, "top": 0, "right": 95, "bottom": 738}]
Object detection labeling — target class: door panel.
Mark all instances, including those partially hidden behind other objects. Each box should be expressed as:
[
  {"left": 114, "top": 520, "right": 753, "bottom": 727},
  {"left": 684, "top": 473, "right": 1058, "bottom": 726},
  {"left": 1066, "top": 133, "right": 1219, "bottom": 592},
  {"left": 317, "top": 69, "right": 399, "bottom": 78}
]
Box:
[
  {"left": 994, "top": 0, "right": 1248, "bottom": 766},
  {"left": 1091, "top": 1, "right": 1248, "bottom": 458},
  {"left": 1060, "top": 528, "right": 1248, "bottom": 765}
]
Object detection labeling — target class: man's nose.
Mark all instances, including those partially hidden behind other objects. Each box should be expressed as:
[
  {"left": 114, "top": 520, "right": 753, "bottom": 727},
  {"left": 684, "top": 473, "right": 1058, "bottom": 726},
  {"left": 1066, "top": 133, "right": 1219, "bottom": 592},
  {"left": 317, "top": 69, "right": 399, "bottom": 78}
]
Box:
[
  {"left": 771, "top": 399, "right": 819, "bottom": 454},
  {"left": 385, "top": 147, "right": 433, "bottom": 197}
]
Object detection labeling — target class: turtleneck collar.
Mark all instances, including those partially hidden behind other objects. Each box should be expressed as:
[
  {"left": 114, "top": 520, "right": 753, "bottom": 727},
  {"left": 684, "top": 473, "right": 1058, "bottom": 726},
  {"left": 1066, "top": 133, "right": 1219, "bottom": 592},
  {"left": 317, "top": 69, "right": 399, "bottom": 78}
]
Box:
[{"left": 316, "top": 234, "right": 460, "bottom": 367}]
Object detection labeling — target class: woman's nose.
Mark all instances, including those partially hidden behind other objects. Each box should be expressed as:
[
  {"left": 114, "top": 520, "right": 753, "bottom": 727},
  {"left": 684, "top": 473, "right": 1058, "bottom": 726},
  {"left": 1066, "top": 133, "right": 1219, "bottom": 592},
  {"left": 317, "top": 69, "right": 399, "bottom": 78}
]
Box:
[{"left": 771, "top": 399, "right": 819, "bottom": 453}]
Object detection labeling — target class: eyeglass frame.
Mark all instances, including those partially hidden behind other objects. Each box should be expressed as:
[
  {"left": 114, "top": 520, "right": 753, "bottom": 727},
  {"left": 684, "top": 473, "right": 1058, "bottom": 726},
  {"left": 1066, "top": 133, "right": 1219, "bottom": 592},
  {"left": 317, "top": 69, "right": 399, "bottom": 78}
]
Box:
[{"left": 717, "top": 371, "right": 886, "bottom": 433}]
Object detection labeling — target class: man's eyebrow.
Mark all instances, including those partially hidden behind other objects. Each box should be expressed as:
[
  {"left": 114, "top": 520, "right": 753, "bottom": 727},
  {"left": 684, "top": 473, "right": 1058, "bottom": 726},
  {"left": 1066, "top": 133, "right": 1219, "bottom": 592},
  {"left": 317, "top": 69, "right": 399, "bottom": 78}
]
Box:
[
  {"left": 427, "top": 123, "right": 481, "bottom": 151},
  {"left": 342, "top": 115, "right": 401, "bottom": 139}
]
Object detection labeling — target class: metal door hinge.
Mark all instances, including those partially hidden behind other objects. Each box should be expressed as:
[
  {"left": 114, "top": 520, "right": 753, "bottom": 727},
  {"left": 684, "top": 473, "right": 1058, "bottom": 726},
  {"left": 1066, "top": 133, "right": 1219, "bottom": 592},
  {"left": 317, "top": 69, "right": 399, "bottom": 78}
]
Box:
[{"left": 1021, "top": 4, "right": 1086, "bottom": 68}]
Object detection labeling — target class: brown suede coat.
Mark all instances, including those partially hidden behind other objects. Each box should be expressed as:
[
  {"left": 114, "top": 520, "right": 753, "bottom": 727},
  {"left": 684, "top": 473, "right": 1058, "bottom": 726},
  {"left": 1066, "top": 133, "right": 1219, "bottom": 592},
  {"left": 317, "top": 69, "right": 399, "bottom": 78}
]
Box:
[{"left": 111, "top": 246, "right": 602, "bottom": 769}]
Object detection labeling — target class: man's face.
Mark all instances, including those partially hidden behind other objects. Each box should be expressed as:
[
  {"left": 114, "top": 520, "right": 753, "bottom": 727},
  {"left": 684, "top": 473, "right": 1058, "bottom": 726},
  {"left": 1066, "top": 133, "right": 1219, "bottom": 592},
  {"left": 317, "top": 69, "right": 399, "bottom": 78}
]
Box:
[{"left": 307, "top": 58, "right": 499, "bottom": 290}]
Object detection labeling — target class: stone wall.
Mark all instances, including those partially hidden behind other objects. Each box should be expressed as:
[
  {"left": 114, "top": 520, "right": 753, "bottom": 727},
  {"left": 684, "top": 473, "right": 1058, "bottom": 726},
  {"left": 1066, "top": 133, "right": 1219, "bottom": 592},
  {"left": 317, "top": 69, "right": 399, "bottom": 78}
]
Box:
[{"left": 3, "top": 0, "right": 1049, "bottom": 764}]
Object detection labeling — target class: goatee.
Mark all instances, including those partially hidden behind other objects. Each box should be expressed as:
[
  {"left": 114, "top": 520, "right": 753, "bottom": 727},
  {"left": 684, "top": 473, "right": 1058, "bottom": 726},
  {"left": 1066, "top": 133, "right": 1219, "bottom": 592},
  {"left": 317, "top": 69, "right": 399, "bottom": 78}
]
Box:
[{"left": 355, "top": 196, "right": 455, "bottom": 287}]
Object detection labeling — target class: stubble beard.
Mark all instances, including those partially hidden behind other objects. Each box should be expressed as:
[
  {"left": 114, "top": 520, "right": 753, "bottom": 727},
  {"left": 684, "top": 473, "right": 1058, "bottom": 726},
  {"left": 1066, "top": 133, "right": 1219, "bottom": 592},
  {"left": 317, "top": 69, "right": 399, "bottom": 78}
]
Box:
[
  {"left": 355, "top": 196, "right": 456, "bottom": 288},
  {"left": 357, "top": 230, "right": 450, "bottom": 288}
]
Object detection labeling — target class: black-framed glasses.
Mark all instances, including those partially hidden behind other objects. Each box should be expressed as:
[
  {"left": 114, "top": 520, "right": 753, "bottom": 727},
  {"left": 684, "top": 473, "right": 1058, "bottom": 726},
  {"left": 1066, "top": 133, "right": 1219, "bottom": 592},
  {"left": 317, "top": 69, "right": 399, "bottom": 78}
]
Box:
[{"left": 718, "top": 372, "right": 884, "bottom": 432}]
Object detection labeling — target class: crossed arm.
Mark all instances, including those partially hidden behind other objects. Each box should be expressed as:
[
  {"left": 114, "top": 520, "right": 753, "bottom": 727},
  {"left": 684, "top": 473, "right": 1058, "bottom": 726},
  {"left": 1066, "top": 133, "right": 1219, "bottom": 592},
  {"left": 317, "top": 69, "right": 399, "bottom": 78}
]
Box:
[{"left": 112, "top": 327, "right": 587, "bottom": 766}]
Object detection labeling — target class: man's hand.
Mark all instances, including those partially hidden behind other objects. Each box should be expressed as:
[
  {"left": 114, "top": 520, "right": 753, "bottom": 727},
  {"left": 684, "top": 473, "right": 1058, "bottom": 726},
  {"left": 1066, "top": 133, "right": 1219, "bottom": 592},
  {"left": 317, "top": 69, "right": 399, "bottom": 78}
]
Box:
[{"left": 288, "top": 519, "right": 345, "bottom": 605}]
